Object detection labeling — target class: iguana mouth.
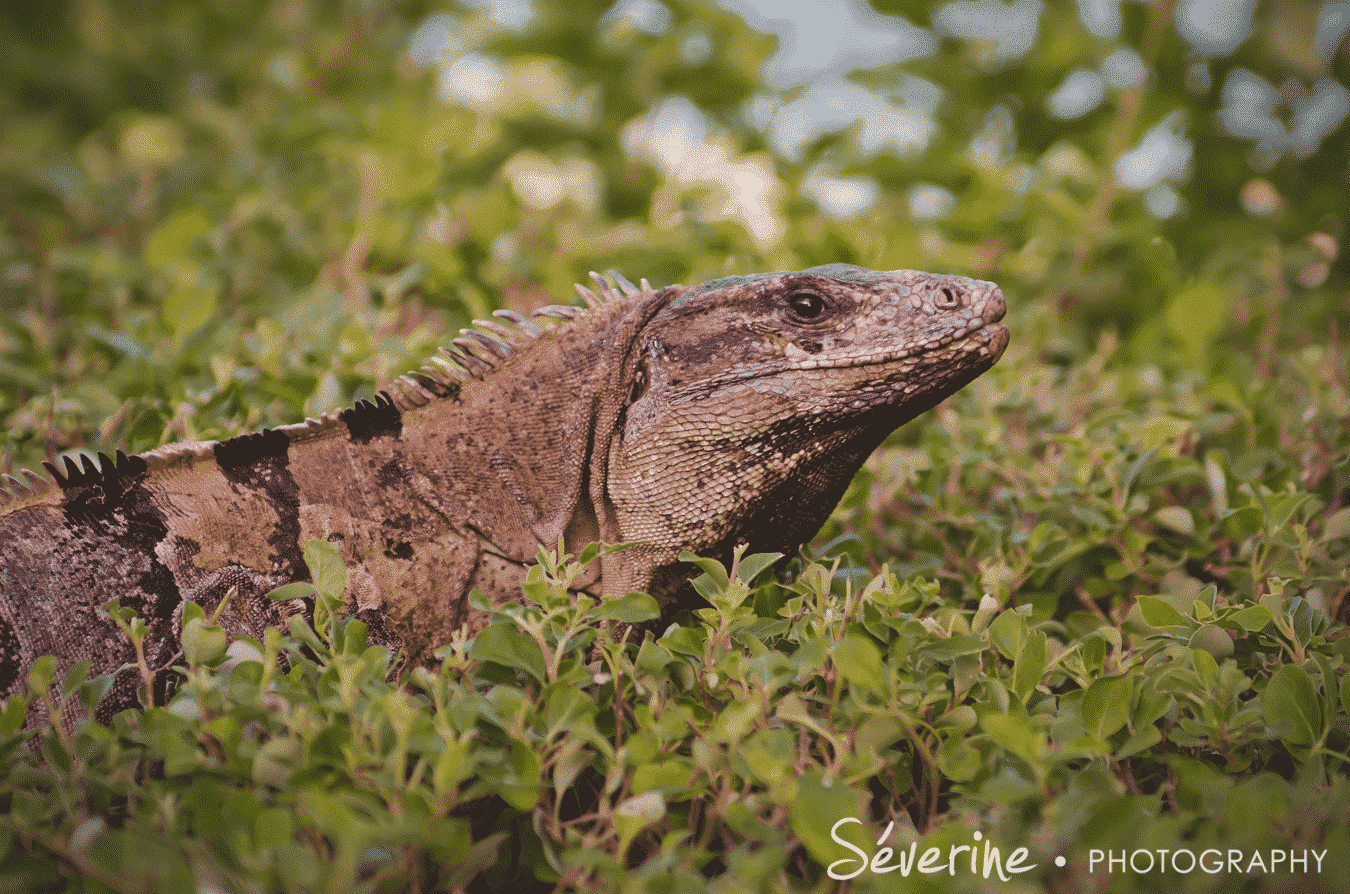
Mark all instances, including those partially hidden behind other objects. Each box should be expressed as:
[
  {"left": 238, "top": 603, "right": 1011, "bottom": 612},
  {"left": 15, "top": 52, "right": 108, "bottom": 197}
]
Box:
[
  {"left": 790, "top": 320, "right": 1008, "bottom": 369},
  {"left": 683, "top": 322, "right": 1008, "bottom": 397}
]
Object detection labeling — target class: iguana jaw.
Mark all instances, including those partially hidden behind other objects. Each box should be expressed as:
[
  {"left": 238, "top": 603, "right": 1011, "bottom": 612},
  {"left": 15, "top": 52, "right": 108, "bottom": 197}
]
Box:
[
  {"left": 710, "top": 317, "right": 1008, "bottom": 391},
  {"left": 602, "top": 265, "right": 1009, "bottom": 611},
  {"left": 624, "top": 266, "right": 1006, "bottom": 416}
]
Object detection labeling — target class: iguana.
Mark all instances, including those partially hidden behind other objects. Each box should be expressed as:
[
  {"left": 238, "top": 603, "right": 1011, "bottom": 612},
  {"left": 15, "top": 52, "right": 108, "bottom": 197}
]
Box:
[{"left": 0, "top": 264, "right": 1007, "bottom": 722}]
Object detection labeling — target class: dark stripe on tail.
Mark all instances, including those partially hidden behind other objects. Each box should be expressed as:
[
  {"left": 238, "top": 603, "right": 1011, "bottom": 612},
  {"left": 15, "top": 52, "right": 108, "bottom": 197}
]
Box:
[
  {"left": 43, "top": 449, "right": 149, "bottom": 491},
  {"left": 213, "top": 428, "right": 309, "bottom": 582},
  {"left": 339, "top": 392, "right": 403, "bottom": 443},
  {"left": 55, "top": 450, "right": 184, "bottom": 652},
  {"left": 0, "top": 616, "right": 21, "bottom": 695}
]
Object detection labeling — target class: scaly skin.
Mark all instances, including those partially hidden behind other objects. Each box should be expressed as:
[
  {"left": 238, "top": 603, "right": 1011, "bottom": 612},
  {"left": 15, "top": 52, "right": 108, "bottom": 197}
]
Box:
[
  {"left": 0, "top": 264, "right": 1006, "bottom": 723},
  {"left": 600, "top": 264, "right": 1008, "bottom": 607}
]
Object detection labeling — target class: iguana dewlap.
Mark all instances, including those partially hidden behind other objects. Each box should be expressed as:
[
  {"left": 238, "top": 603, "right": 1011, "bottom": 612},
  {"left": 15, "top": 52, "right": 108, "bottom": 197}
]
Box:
[{"left": 0, "top": 265, "right": 1007, "bottom": 720}]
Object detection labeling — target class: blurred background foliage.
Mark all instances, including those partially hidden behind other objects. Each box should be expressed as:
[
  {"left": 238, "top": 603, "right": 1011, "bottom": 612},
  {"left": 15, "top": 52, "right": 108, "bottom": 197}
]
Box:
[{"left": 0, "top": 0, "right": 1344, "bottom": 468}]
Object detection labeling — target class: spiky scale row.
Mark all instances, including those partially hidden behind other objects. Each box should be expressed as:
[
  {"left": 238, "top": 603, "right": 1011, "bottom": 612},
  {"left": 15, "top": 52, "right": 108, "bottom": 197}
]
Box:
[
  {"left": 492, "top": 309, "right": 542, "bottom": 337},
  {"left": 0, "top": 468, "right": 51, "bottom": 506},
  {"left": 39, "top": 449, "right": 149, "bottom": 490},
  {"left": 0, "top": 449, "right": 148, "bottom": 507}
]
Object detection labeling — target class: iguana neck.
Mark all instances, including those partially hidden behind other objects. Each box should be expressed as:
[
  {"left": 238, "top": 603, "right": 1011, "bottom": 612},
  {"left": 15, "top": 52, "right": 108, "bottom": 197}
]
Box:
[{"left": 386, "top": 283, "right": 682, "bottom": 569}]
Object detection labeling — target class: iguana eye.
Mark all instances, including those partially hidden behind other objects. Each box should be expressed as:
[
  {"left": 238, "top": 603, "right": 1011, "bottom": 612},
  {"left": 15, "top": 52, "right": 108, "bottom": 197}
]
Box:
[{"left": 785, "top": 291, "right": 826, "bottom": 321}]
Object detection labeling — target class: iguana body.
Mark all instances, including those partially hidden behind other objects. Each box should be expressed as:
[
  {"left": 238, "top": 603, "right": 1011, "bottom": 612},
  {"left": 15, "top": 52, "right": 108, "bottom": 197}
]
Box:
[{"left": 0, "top": 265, "right": 1007, "bottom": 720}]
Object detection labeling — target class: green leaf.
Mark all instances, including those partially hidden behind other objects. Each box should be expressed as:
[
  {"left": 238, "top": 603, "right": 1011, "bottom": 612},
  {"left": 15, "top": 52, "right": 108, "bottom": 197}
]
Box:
[
  {"left": 831, "top": 634, "right": 886, "bottom": 694},
  {"left": 520, "top": 564, "right": 549, "bottom": 604},
  {"left": 630, "top": 759, "right": 692, "bottom": 793},
  {"left": 253, "top": 807, "right": 294, "bottom": 850},
  {"left": 919, "top": 634, "right": 987, "bottom": 661},
  {"left": 734, "top": 551, "right": 783, "bottom": 584},
  {"left": 613, "top": 790, "right": 666, "bottom": 850},
  {"left": 970, "top": 594, "right": 1000, "bottom": 634},
  {"left": 545, "top": 685, "right": 594, "bottom": 732},
  {"left": 661, "top": 625, "right": 703, "bottom": 657},
  {"left": 287, "top": 614, "right": 329, "bottom": 655},
  {"left": 252, "top": 737, "right": 301, "bottom": 789},
  {"left": 1291, "top": 597, "right": 1316, "bottom": 647},
  {"left": 1137, "top": 595, "right": 1190, "bottom": 628},
  {"left": 1164, "top": 280, "right": 1226, "bottom": 359},
  {"left": 1116, "top": 724, "right": 1163, "bottom": 760},
  {"left": 1079, "top": 635, "right": 1106, "bottom": 674},
  {"left": 1222, "top": 505, "right": 1265, "bottom": 541},
  {"left": 507, "top": 738, "right": 542, "bottom": 787},
  {"left": 742, "top": 727, "right": 796, "bottom": 786},
  {"left": 552, "top": 738, "right": 595, "bottom": 795},
  {"left": 855, "top": 713, "right": 906, "bottom": 751},
  {"left": 0, "top": 695, "right": 29, "bottom": 737},
  {"left": 1080, "top": 675, "right": 1131, "bottom": 740},
  {"left": 433, "top": 739, "right": 476, "bottom": 796},
  {"left": 986, "top": 609, "right": 1027, "bottom": 661},
  {"left": 144, "top": 208, "right": 211, "bottom": 266},
  {"left": 162, "top": 277, "right": 217, "bottom": 339},
  {"left": 467, "top": 589, "right": 494, "bottom": 613},
  {"left": 937, "top": 736, "right": 982, "bottom": 781},
  {"left": 1011, "top": 630, "right": 1047, "bottom": 702},
  {"left": 1132, "top": 686, "right": 1172, "bottom": 728},
  {"left": 981, "top": 712, "right": 1045, "bottom": 765},
  {"left": 592, "top": 592, "right": 660, "bottom": 623},
  {"left": 635, "top": 638, "right": 675, "bottom": 676},
  {"left": 182, "top": 618, "right": 227, "bottom": 667},
  {"left": 1227, "top": 604, "right": 1274, "bottom": 632},
  {"left": 1263, "top": 664, "right": 1323, "bottom": 748},
  {"left": 1323, "top": 506, "right": 1350, "bottom": 541},
  {"left": 789, "top": 771, "right": 863, "bottom": 871},
  {"left": 1192, "top": 647, "right": 1219, "bottom": 691},
  {"left": 303, "top": 539, "right": 347, "bottom": 600},
  {"left": 774, "top": 691, "right": 813, "bottom": 726},
  {"left": 710, "top": 699, "right": 759, "bottom": 744},
  {"left": 27, "top": 656, "right": 57, "bottom": 696},
  {"left": 1153, "top": 506, "right": 1195, "bottom": 536},
  {"left": 1189, "top": 625, "right": 1234, "bottom": 660},
  {"left": 181, "top": 601, "right": 206, "bottom": 627},
  {"left": 1120, "top": 446, "right": 1159, "bottom": 504},
  {"left": 61, "top": 660, "right": 92, "bottom": 697},
  {"left": 982, "top": 678, "right": 1011, "bottom": 714},
  {"left": 468, "top": 624, "right": 547, "bottom": 684},
  {"left": 679, "top": 550, "right": 730, "bottom": 591},
  {"left": 576, "top": 541, "right": 603, "bottom": 568}
]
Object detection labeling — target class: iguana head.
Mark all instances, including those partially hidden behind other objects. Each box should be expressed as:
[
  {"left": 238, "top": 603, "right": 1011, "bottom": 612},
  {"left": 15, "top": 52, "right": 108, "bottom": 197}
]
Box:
[{"left": 601, "top": 263, "right": 1007, "bottom": 609}]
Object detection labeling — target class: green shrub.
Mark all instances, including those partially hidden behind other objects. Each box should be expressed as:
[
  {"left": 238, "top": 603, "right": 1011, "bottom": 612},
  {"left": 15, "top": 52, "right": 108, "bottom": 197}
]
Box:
[{"left": 3, "top": 533, "right": 1347, "bottom": 892}]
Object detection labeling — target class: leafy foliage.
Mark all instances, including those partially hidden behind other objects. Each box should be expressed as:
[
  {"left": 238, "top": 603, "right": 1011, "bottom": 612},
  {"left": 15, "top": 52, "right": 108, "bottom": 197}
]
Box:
[
  {"left": 3, "top": 543, "right": 1348, "bottom": 892},
  {"left": 1, "top": 0, "right": 1348, "bottom": 891}
]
